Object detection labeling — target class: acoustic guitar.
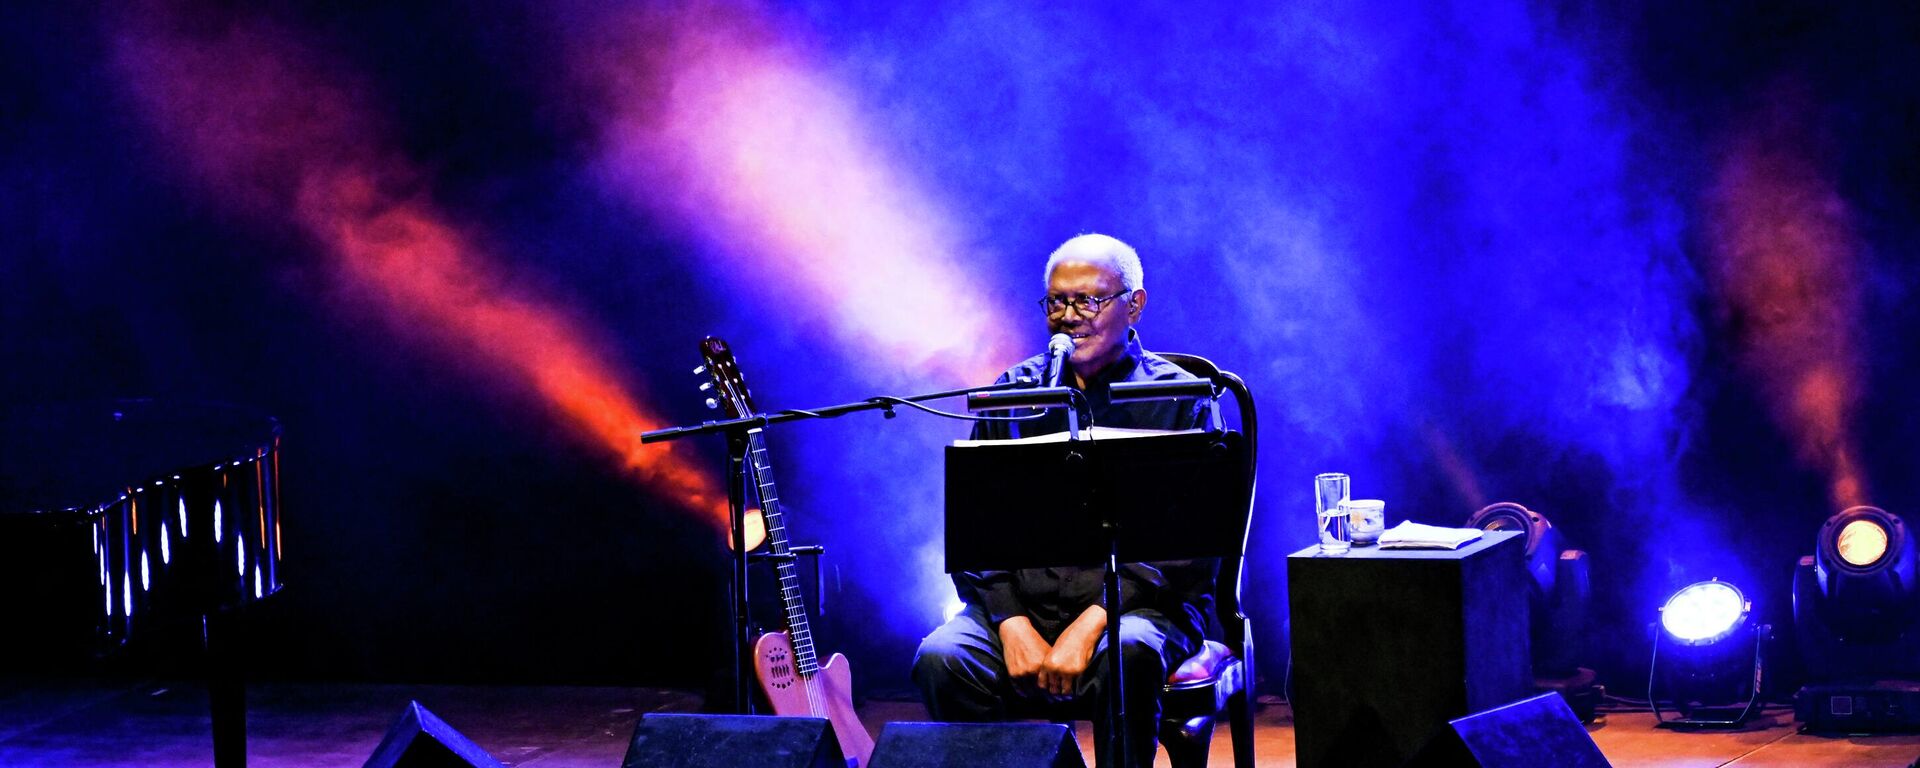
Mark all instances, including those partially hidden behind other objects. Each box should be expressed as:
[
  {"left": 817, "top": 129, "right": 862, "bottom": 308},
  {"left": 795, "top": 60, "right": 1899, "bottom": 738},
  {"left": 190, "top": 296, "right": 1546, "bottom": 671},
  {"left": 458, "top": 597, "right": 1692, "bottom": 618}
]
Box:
[{"left": 698, "top": 336, "right": 874, "bottom": 767}]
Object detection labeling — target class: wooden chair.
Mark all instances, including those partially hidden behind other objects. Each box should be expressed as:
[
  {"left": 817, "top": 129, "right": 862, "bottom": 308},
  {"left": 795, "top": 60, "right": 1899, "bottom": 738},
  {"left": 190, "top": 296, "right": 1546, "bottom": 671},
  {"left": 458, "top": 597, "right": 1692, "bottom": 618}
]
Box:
[{"left": 1153, "top": 352, "right": 1258, "bottom": 768}]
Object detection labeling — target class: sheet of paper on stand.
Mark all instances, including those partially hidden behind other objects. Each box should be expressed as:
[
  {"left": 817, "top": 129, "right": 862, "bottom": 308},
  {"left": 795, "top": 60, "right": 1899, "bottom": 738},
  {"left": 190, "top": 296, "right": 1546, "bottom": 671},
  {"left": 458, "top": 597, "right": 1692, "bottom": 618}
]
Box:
[
  {"left": 951, "top": 426, "right": 1202, "bottom": 447},
  {"left": 1377, "top": 521, "right": 1486, "bottom": 550}
]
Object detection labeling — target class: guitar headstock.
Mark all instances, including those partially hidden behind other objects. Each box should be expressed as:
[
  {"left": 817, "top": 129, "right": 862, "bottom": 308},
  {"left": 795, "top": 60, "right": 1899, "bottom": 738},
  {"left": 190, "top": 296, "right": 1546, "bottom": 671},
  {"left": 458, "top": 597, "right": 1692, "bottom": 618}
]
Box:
[{"left": 699, "top": 336, "right": 757, "bottom": 419}]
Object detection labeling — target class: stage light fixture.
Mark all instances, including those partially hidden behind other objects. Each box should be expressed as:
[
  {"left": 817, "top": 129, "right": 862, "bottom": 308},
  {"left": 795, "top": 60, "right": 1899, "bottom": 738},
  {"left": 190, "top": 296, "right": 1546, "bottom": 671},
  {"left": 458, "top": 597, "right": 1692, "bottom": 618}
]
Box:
[
  {"left": 1661, "top": 581, "right": 1748, "bottom": 645},
  {"left": 1793, "top": 505, "right": 1920, "bottom": 732},
  {"left": 1467, "top": 502, "right": 1568, "bottom": 596},
  {"left": 1649, "top": 578, "right": 1768, "bottom": 728},
  {"left": 1835, "top": 519, "right": 1888, "bottom": 567},
  {"left": 1466, "top": 503, "right": 1597, "bottom": 720}
]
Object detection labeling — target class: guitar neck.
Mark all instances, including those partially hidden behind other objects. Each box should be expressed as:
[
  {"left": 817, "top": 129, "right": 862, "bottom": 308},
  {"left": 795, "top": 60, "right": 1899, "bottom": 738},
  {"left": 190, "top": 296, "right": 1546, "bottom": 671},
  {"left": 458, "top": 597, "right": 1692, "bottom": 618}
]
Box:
[{"left": 744, "top": 429, "right": 818, "bottom": 676}]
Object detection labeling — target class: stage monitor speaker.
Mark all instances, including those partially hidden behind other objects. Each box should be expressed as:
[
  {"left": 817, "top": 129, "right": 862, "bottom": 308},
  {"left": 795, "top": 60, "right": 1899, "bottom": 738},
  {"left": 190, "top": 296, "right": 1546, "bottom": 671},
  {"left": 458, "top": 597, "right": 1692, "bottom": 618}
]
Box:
[
  {"left": 1407, "top": 692, "right": 1610, "bottom": 768},
  {"left": 362, "top": 700, "right": 505, "bottom": 768},
  {"left": 868, "top": 722, "right": 1084, "bottom": 768},
  {"left": 623, "top": 713, "right": 846, "bottom": 768}
]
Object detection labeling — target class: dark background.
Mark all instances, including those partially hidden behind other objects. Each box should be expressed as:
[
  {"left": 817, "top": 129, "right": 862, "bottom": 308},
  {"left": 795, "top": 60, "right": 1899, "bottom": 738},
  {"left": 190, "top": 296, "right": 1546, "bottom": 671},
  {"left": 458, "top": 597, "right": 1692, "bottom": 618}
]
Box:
[{"left": 5, "top": 0, "right": 1919, "bottom": 700}]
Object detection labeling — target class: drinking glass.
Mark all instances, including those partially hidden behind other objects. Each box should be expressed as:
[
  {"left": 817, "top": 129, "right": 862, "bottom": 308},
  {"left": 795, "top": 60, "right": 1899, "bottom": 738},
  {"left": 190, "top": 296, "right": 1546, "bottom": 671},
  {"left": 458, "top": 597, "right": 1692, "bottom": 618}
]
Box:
[{"left": 1314, "top": 472, "right": 1351, "bottom": 556}]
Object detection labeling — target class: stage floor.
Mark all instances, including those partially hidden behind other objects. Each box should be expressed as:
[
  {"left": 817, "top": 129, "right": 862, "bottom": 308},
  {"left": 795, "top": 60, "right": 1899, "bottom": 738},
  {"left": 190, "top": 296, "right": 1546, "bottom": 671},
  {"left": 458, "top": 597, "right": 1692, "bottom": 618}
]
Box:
[{"left": 1, "top": 680, "right": 1916, "bottom": 767}]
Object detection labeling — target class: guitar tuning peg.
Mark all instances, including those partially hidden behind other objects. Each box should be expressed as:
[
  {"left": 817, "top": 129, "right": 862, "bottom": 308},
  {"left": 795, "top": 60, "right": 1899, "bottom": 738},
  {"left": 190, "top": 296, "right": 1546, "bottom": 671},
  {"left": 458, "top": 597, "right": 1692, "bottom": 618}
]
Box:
[
  {"left": 699, "top": 382, "right": 714, "bottom": 392},
  {"left": 705, "top": 398, "right": 720, "bottom": 410},
  {"left": 693, "top": 365, "right": 708, "bottom": 375}
]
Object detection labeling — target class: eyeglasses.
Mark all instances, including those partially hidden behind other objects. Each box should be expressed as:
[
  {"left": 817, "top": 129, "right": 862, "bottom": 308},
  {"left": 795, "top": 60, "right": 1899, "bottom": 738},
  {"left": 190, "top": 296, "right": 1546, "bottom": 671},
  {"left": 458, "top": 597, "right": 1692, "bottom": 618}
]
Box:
[{"left": 1038, "top": 291, "right": 1132, "bottom": 317}]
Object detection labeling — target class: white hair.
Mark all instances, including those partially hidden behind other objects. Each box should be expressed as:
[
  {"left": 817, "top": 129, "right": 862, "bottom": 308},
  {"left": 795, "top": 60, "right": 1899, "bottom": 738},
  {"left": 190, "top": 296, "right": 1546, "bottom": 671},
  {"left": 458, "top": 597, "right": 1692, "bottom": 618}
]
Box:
[{"left": 1043, "top": 233, "right": 1144, "bottom": 293}]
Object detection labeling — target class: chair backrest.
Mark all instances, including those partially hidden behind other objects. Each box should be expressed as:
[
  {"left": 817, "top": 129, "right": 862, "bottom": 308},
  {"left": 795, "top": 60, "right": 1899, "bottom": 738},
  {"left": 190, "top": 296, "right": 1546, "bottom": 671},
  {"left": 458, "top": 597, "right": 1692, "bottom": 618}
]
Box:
[{"left": 1156, "top": 352, "right": 1257, "bottom": 653}]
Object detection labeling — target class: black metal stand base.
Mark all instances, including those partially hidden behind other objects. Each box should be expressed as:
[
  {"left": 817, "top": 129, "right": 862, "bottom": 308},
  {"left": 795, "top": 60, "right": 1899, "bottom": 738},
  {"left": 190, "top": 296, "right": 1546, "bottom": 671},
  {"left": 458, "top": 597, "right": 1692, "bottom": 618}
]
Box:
[{"left": 205, "top": 610, "right": 247, "bottom": 768}]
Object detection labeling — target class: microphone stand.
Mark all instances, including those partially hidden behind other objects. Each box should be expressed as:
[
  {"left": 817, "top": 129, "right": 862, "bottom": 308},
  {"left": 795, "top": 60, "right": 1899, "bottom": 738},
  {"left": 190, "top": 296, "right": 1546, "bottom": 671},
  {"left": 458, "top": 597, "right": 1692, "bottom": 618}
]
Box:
[
  {"left": 641, "top": 378, "right": 1037, "bottom": 444},
  {"left": 641, "top": 377, "right": 1039, "bottom": 715}
]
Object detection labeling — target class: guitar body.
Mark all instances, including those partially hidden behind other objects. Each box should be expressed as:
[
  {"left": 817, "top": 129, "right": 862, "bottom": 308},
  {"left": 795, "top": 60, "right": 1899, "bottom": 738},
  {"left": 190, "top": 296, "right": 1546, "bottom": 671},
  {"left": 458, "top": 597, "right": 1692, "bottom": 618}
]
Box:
[{"left": 753, "top": 631, "right": 873, "bottom": 767}]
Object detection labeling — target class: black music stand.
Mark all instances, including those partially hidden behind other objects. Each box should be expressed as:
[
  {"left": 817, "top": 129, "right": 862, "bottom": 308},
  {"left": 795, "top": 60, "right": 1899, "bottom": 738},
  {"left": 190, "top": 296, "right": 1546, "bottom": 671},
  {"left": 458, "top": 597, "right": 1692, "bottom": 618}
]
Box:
[{"left": 944, "top": 428, "right": 1249, "bottom": 768}]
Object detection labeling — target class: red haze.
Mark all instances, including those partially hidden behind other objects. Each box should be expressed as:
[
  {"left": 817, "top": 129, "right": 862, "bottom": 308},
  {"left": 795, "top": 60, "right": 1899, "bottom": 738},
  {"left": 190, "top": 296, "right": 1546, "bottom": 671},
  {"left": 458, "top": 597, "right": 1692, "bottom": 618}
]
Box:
[
  {"left": 114, "top": 9, "right": 728, "bottom": 527},
  {"left": 1705, "top": 83, "right": 1868, "bottom": 511}
]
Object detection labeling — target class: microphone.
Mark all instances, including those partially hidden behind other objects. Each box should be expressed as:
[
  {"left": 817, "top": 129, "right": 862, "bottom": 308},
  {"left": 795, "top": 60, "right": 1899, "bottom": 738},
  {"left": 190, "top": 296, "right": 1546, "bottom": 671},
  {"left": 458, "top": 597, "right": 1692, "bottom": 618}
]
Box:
[{"left": 1044, "top": 333, "right": 1074, "bottom": 388}]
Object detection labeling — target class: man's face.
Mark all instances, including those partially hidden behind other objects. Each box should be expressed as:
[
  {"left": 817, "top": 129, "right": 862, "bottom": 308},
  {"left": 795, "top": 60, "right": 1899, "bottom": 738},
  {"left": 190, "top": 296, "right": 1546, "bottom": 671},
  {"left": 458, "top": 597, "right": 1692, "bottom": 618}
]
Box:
[{"left": 1045, "top": 260, "right": 1142, "bottom": 374}]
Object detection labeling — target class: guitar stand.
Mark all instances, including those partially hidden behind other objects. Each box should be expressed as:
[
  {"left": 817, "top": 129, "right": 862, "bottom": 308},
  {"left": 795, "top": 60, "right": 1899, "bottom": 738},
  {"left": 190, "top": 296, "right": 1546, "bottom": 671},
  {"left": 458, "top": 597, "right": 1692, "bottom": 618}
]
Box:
[
  {"left": 720, "top": 433, "right": 830, "bottom": 717},
  {"left": 750, "top": 546, "right": 828, "bottom": 617},
  {"left": 731, "top": 541, "right": 828, "bottom": 712},
  {"left": 721, "top": 417, "right": 833, "bottom": 716},
  {"left": 646, "top": 372, "right": 1042, "bottom": 717},
  {"left": 724, "top": 428, "right": 754, "bottom": 713}
]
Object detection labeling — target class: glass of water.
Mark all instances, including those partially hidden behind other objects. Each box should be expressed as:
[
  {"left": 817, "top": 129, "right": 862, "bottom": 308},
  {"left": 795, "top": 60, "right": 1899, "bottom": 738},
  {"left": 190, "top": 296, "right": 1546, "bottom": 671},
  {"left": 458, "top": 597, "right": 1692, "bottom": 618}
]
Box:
[{"left": 1314, "top": 472, "right": 1351, "bottom": 556}]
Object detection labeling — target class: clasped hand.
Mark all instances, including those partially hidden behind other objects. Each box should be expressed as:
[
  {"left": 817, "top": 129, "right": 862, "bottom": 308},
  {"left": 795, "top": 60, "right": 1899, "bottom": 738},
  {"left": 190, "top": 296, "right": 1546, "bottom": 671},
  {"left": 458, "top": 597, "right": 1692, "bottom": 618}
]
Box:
[{"left": 997, "top": 607, "right": 1107, "bottom": 697}]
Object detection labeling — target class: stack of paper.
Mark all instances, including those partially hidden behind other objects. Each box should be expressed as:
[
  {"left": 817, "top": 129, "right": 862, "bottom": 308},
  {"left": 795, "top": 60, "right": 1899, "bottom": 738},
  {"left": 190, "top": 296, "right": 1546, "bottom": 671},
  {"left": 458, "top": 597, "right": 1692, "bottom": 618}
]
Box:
[
  {"left": 951, "top": 427, "right": 1199, "bottom": 447},
  {"left": 1377, "top": 521, "right": 1485, "bottom": 550}
]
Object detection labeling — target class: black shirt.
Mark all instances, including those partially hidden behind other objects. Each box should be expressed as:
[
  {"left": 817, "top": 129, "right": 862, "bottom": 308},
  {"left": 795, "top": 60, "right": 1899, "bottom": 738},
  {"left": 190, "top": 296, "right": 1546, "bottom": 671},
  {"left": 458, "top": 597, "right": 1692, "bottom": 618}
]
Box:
[{"left": 953, "top": 330, "right": 1217, "bottom": 646}]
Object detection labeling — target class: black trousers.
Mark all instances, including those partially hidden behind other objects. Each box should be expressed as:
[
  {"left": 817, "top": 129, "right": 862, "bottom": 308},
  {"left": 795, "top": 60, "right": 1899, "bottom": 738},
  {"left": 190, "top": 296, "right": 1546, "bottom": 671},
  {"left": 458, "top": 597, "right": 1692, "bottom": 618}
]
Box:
[{"left": 911, "top": 604, "right": 1198, "bottom": 768}]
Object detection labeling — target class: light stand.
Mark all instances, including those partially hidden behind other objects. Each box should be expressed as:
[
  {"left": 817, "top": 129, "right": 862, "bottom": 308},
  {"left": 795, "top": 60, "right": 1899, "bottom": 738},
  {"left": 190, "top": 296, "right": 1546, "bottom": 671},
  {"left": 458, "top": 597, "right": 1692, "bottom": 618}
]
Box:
[{"left": 1648, "top": 580, "right": 1769, "bottom": 729}]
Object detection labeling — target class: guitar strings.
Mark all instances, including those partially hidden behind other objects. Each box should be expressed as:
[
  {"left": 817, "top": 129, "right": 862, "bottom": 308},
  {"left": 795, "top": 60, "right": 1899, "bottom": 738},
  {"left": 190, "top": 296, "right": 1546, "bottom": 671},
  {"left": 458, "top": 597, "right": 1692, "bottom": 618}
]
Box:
[{"left": 743, "top": 437, "right": 827, "bottom": 720}]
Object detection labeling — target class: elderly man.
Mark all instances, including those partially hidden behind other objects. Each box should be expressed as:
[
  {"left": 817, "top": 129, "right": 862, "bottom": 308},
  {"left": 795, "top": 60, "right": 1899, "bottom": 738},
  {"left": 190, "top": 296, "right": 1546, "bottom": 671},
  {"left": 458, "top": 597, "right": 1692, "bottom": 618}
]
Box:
[{"left": 912, "top": 233, "right": 1216, "bottom": 767}]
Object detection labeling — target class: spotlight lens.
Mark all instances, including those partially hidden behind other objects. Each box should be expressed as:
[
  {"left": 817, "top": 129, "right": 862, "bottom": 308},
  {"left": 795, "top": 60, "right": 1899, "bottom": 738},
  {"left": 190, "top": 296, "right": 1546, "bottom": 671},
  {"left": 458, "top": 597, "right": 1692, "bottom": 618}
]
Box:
[
  {"left": 1660, "top": 581, "right": 1747, "bottom": 644},
  {"left": 1836, "top": 519, "right": 1890, "bottom": 567}
]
